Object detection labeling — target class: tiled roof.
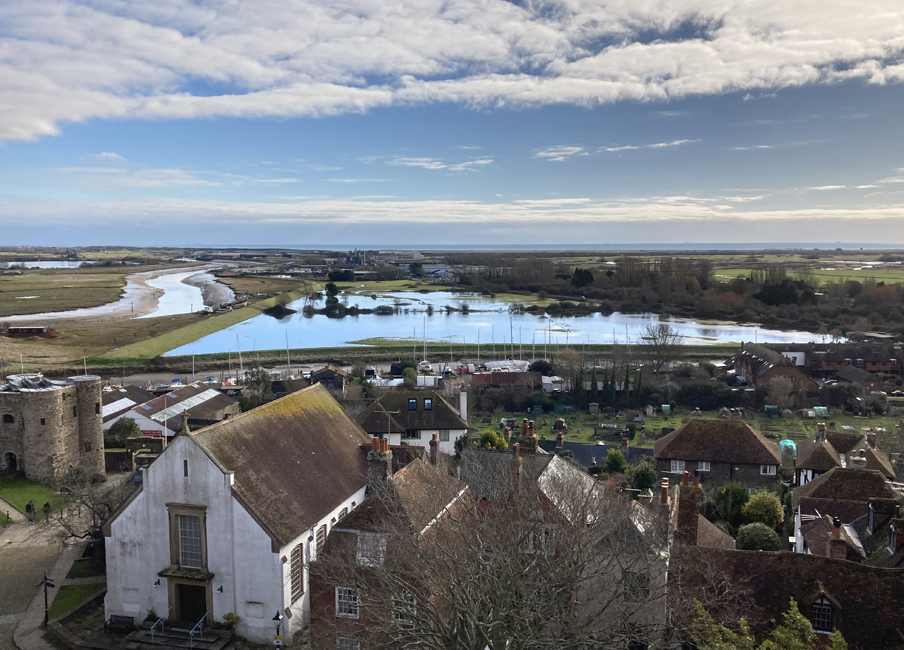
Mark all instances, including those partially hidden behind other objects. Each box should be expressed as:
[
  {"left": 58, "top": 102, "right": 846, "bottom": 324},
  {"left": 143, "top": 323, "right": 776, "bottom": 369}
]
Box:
[
  {"left": 837, "top": 365, "right": 880, "bottom": 384},
  {"left": 795, "top": 439, "right": 842, "bottom": 472},
  {"left": 191, "top": 384, "right": 372, "bottom": 546},
  {"left": 654, "top": 419, "right": 781, "bottom": 465},
  {"left": 826, "top": 430, "right": 864, "bottom": 455},
  {"left": 696, "top": 515, "right": 735, "bottom": 550},
  {"left": 357, "top": 391, "right": 467, "bottom": 434},
  {"left": 865, "top": 447, "right": 896, "bottom": 480}
]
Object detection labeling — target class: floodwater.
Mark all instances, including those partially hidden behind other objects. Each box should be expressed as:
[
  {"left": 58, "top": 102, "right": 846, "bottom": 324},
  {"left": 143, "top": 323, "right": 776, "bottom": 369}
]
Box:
[
  {"left": 165, "top": 290, "right": 826, "bottom": 356},
  {"left": 137, "top": 271, "right": 207, "bottom": 319},
  {"left": 11, "top": 260, "right": 88, "bottom": 268}
]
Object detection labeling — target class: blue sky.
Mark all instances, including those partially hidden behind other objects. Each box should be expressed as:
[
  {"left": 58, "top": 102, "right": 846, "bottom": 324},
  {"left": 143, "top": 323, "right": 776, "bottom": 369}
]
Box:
[{"left": 3, "top": 0, "right": 904, "bottom": 247}]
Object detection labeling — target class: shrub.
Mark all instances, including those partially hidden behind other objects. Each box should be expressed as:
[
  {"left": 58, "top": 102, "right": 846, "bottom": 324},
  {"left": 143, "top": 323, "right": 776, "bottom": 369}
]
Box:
[
  {"left": 736, "top": 522, "right": 782, "bottom": 551},
  {"left": 479, "top": 430, "right": 509, "bottom": 451},
  {"left": 626, "top": 457, "right": 658, "bottom": 491},
  {"left": 106, "top": 417, "right": 139, "bottom": 448},
  {"left": 604, "top": 449, "right": 626, "bottom": 474},
  {"left": 742, "top": 491, "right": 784, "bottom": 529}
]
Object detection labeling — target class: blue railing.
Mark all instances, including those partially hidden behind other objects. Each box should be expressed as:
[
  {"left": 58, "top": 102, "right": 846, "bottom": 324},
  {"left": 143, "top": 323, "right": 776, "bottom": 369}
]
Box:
[
  {"left": 189, "top": 612, "right": 208, "bottom": 649},
  {"left": 150, "top": 608, "right": 171, "bottom": 643}
]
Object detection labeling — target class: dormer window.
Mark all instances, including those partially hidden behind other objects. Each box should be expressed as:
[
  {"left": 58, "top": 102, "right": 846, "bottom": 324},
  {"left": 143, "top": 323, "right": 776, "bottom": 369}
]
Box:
[
  {"left": 809, "top": 596, "right": 834, "bottom": 633},
  {"left": 408, "top": 399, "right": 417, "bottom": 411},
  {"left": 424, "top": 398, "right": 433, "bottom": 411}
]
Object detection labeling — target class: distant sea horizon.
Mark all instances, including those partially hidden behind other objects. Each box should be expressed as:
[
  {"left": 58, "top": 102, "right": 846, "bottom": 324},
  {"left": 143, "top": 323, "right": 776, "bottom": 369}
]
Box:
[{"left": 194, "top": 242, "right": 902, "bottom": 251}]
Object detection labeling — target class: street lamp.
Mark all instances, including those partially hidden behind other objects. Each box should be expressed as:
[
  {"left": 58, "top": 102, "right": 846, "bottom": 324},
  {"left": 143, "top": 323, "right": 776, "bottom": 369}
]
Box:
[{"left": 272, "top": 611, "right": 284, "bottom": 641}]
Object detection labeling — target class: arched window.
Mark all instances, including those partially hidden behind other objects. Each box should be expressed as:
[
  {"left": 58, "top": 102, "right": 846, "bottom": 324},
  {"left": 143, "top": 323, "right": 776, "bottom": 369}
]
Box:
[{"left": 2, "top": 414, "right": 13, "bottom": 424}]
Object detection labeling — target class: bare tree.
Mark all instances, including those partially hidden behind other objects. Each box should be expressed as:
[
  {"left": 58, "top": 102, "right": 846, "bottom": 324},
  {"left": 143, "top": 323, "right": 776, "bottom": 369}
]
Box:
[
  {"left": 53, "top": 470, "right": 136, "bottom": 542},
  {"left": 640, "top": 323, "right": 685, "bottom": 374},
  {"left": 310, "top": 452, "right": 672, "bottom": 650},
  {"left": 766, "top": 376, "right": 795, "bottom": 410}
]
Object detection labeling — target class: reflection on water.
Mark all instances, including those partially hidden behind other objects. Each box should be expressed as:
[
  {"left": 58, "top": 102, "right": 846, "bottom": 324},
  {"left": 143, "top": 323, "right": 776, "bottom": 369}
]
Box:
[
  {"left": 138, "top": 272, "right": 205, "bottom": 319},
  {"left": 165, "top": 290, "right": 826, "bottom": 356},
  {"left": 13, "top": 261, "right": 87, "bottom": 268}
]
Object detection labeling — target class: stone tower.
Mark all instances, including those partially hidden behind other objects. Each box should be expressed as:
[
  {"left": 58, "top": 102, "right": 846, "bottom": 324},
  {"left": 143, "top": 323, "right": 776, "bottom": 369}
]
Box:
[{"left": 73, "top": 375, "right": 105, "bottom": 477}]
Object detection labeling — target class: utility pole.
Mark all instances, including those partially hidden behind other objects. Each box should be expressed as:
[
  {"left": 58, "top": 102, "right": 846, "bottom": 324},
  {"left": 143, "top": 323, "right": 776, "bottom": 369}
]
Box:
[{"left": 41, "top": 574, "right": 55, "bottom": 624}]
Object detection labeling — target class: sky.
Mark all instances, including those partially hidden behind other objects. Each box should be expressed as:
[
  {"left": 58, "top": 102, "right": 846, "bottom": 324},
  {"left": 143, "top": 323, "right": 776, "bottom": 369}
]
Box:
[{"left": 3, "top": 0, "right": 904, "bottom": 247}]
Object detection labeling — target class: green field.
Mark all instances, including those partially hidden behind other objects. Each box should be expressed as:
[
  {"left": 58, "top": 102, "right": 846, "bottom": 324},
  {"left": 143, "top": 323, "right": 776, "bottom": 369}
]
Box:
[
  {"left": 49, "top": 583, "right": 105, "bottom": 619},
  {"left": 0, "top": 476, "right": 64, "bottom": 514}
]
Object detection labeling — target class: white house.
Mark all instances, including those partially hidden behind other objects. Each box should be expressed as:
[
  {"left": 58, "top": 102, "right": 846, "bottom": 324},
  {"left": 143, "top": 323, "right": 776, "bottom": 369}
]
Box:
[
  {"left": 355, "top": 388, "right": 468, "bottom": 456},
  {"left": 103, "top": 384, "right": 371, "bottom": 644}
]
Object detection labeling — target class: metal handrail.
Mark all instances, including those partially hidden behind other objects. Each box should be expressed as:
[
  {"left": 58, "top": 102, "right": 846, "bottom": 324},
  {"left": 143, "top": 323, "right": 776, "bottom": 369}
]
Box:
[
  {"left": 189, "top": 612, "right": 208, "bottom": 649},
  {"left": 150, "top": 608, "right": 171, "bottom": 643}
]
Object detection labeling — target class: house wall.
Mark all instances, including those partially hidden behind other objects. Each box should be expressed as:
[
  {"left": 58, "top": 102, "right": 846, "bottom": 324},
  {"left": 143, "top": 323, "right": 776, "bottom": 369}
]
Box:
[
  {"left": 399, "top": 428, "right": 466, "bottom": 456},
  {"left": 656, "top": 458, "right": 779, "bottom": 489},
  {"left": 105, "top": 435, "right": 281, "bottom": 642},
  {"left": 761, "top": 366, "right": 819, "bottom": 397},
  {"left": 128, "top": 412, "right": 172, "bottom": 439}
]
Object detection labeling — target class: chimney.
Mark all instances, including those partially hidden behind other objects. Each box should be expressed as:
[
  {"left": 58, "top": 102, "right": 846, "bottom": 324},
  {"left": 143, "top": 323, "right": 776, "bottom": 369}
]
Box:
[
  {"left": 675, "top": 482, "right": 701, "bottom": 546},
  {"left": 511, "top": 443, "right": 523, "bottom": 491},
  {"left": 693, "top": 472, "right": 700, "bottom": 487},
  {"left": 621, "top": 437, "right": 629, "bottom": 456},
  {"left": 522, "top": 419, "right": 529, "bottom": 437},
  {"left": 429, "top": 432, "right": 438, "bottom": 466},
  {"left": 556, "top": 432, "right": 564, "bottom": 448},
  {"left": 867, "top": 431, "right": 876, "bottom": 449},
  {"left": 459, "top": 385, "right": 468, "bottom": 422},
  {"left": 366, "top": 436, "right": 393, "bottom": 494},
  {"left": 528, "top": 420, "right": 535, "bottom": 436},
  {"left": 660, "top": 477, "right": 669, "bottom": 505},
  {"left": 816, "top": 422, "right": 826, "bottom": 442},
  {"left": 826, "top": 516, "right": 847, "bottom": 560},
  {"left": 682, "top": 470, "right": 689, "bottom": 486}
]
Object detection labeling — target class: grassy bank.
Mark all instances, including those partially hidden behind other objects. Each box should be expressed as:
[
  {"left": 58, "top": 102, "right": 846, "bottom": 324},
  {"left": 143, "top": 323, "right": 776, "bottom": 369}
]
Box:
[{"left": 0, "top": 476, "right": 65, "bottom": 514}]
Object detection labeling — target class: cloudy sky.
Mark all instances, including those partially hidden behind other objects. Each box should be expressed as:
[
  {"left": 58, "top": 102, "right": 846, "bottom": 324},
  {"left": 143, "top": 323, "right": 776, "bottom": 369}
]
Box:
[{"left": 3, "top": 0, "right": 904, "bottom": 247}]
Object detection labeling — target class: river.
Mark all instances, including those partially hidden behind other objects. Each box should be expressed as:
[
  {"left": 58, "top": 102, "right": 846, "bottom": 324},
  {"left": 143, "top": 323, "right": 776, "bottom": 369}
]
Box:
[{"left": 164, "top": 290, "right": 826, "bottom": 356}]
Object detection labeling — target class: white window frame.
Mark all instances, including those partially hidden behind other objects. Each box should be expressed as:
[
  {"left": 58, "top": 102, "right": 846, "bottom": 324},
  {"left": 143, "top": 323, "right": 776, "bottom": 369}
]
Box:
[
  {"left": 670, "top": 460, "right": 686, "bottom": 474},
  {"left": 697, "top": 461, "right": 710, "bottom": 472},
  {"left": 357, "top": 532, "right": 388, "bottom": 567},
  {"left": 439, "top": 429, "right": 450, "bottom": 442},
  {"left": 178, "top": 514, "right": 203, "bottom": 569},
  {"left": 336, "top": 587, "right": 360, "bottom": 619},
  {"left": 760, "top": 464, "right": 777, "bottom": 476},
  {"left": 290, "top": 544, "right": 304, "bottom": 603},
  {"left": 392, "top": 593, "right": 417, "bottom": 623}
]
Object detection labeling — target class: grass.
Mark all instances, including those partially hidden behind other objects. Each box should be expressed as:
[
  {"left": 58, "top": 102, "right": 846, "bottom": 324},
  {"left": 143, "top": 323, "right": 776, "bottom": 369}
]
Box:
[
  {"left": 216, "top": 274, "right": 310, "bottom": 296},
  {"left": 0, "top": 264, "right": 186, "bottom": 318},
  {"left": 66, "top": 556, "right": 106, "bottom": 580},
  {"left": 48, "top": 583, "right": 105, "bottom": 619},
  {"left": 0, "top": 476, "right": 64, "bottom": 514},
  {"left": 470, "top": 408, "right": 902, "bottom": 449}
]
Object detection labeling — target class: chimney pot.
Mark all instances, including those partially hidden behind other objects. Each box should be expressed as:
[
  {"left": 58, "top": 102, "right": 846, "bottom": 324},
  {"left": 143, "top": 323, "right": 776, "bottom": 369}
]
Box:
[
  {"left": 372, "top": 437, "right": 380, "bottom": 452},
  {"left": 529, "top": 420, "right": 535, "bottom": 436},
  {"left": 555, "top": 432, "right": 564, "bottom": 448},
  {"left": 682, "top": 470, "right": 689, "bottom": 486},
  {"left": 512, "top": 443, "right": 520, "bottom": 459},
  {"left": 693, "top": 472, "right": 700, "bottom": 487},
  {"left": 522, "top": 419, "right": 528, "bottom": 436},
  {"left": 382, "top": 438, "right": 389, "bottom": 453},
  {"left": 660, "top": 477, "right": 669, "bottom": 505}
]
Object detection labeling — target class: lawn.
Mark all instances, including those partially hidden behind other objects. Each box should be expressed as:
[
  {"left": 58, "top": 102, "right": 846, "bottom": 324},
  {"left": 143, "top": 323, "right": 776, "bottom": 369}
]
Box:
[
  {"left": 66, "top": 556, "right": 106, "bottom": 580},
  {"left": 49, "top": 583, "right": 106, "bottom": 619},
  {"left": 0, "top": 475, "right": 65, "bottom": 514}
]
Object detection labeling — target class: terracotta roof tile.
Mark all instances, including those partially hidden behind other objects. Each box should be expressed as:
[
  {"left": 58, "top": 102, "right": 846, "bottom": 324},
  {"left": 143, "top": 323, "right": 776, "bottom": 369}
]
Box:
[{"left": 654, "top": 419, "right": 780, "bottom": 465}]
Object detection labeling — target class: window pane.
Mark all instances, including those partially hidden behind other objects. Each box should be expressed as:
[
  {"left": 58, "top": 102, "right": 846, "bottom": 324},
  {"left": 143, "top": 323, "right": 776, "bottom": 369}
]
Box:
[
  {"left": 439, "top": 429, "right": 450, "bottom": 442},
  {"left": 810, "top": 604, "right": 833, "bottom": 632},
  {"left": 336, "top": 587, "right": 359, "bottom": 618},
  {"left": 178, "top": 515, "right": 202, "bottom": 568},
  {"left": 408, "top": 399, "right": 417, "bottom": 411},
  {"left": 357, "top": 533, "right": 387, "bottom": 567},
  {"left": 424, "top": 399, "right": 432, "bottom": 411},
  {"left": 290, "top": 544, "right": 304, "bottom": 602}
]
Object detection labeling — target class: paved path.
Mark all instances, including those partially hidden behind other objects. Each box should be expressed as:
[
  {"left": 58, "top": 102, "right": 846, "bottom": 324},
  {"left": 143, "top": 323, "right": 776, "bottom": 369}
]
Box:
[
  {"left": 0, "top": 496, "right": 25, "bottom": 523},
  {"left": 14, "top": 542, "right": 85, "bottom": 650}
]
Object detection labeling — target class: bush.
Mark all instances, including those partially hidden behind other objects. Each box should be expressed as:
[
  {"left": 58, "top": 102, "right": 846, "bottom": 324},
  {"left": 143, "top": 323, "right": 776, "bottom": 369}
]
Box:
[
  {"left": 736, "top": 522, "right": 782, "bottom": 551},
  {"left": 626, "top": 457, "right": 658, "bottom": 491},
  {"left": 557, "top": 450, "right": 579, "bottom": 466},
  {"left": 742, "top": 491, "right": 784, "bottom": 529},
  {"left": 604, "top": 449, "right": 626, "bottom": 474},
  {"left": 479, "top": 430, "right": 509, "bottom": 451},
  {"left": 713, "top": 481, "right": 750, "bottom": 529},
  {"left": 529, "top": 360, "right": 553, "bottom": 375}
]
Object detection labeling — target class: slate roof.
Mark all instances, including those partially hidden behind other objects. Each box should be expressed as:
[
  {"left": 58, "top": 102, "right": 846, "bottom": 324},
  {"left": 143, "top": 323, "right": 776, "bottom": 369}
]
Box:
[
  {"left": 654, "top": 419, "right": 781, "bottom": 465},
  {"left": 357, "top": 391, "right": 467, "bottom": 434},
  {"left": 191, "top": 383, "right": 372, "bottom": 546},
  {"left": 535, "top": 440, "right": 654, "bottom": 467},
  {"left": 837, "top": 365, "right": 881, "bottom": 384},
  {"left": 731, "top": 343, "right": 789, "bottom": 377},
  {"left": 796, "top": 439, "right": 842, "bottom": 472},
  {"left": 338, "top": 458, "right": 467, "bottom": 535},
  {"left": 102, "top": 385, "right": 156, "bottom": 423}
]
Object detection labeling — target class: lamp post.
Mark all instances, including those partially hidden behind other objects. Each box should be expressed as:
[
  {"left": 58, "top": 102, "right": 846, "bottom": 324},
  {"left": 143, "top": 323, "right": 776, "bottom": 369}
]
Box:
[{"left": 272, "top": 611, "right": 284, "bottom": 645}]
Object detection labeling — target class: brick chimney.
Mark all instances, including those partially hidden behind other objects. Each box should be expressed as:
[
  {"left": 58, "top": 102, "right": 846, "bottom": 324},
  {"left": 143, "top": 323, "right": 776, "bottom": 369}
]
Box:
[
  {"left": 660, "top": 477, "right": 669, "bottom": 506},
  {"left": 675, "top": 482, "right": 701, "bottom": 546},
  {"left": 367, "top": 437, "right": 393, "bottom": 494},
  {"left": 826, "top": 516, "right": 847, "bottom": 560},
  {"left": 519, "top": 420, "right": 538, "bottom": 454},
  {"left": 816, "top": 422, "right": 826, "bottom": 442},
  {"left": 556, "top": 432, "right": 564, "bottom": 448},
  {"left": 621, "top": 437, "right": 629, "bottom": 456},
  {"left": 511, "top": 443, "right": 523, "bottom": 491},
  {"left": 429, "top": 432, "right": 438, "bottom": 466}
]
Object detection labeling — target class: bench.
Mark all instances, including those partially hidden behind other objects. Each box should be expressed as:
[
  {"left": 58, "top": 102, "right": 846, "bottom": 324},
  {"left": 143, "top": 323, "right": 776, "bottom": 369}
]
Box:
[{"left": 105, "top": 615, "right": 134, "bottom": 632}]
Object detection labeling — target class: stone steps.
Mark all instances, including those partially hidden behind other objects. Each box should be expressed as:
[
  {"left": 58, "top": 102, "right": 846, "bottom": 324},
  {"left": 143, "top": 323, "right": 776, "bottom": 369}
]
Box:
[{"left": 126, "top": 627, "right": 231, "bottom": 650}]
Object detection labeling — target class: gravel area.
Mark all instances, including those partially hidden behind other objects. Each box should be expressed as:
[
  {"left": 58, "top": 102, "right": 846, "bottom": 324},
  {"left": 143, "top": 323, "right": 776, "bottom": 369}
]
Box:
[{"left": 0, "top": 546, "right": 61, "bottom": 616}]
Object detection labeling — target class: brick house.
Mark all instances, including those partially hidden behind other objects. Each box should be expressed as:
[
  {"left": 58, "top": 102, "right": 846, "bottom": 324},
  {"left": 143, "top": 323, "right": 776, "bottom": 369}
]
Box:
[
  {"left": 654, "top": 419, "right": 781, "bottom": 489},
  {"left": 836, "top": 364, "right": 885, "bottom": 391},
  {"left": 730, "top": 343, "right": 819, "bottom": 398},
  {"left": 795, "top": 424, "right": 895, "bottom": 486},
  {"left": 356, "top": 390, "right": 468, "bottom": 456}
]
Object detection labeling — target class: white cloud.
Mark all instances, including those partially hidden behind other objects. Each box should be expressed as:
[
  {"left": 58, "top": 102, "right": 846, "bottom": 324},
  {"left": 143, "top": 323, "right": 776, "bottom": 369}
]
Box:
[
  {"left": 857, "top": 184, "right": 880, "bottom": 189},
  {"left": 388, "top": 156, "right": 492, "bottom": 171},
  {"left": 327, "top": 178, "right": 391, "bottom": 183},
  {"left": 534, "top": 146, "right": 586, "bottom": 162},
  {"left": 600, "top": 139, "right": 697, "bottom": 153},
  {"left": 807, "top": 185, "right": 847, "bottom": 191},
  {"left": 731, "top": 145, "right": 773, "bottom": 151},
  {"left": 6, "top": 1, "right": 904, "bottom": 142},
  {"left": 90, "top": 152, "right": 127, "bottom": 162}
]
